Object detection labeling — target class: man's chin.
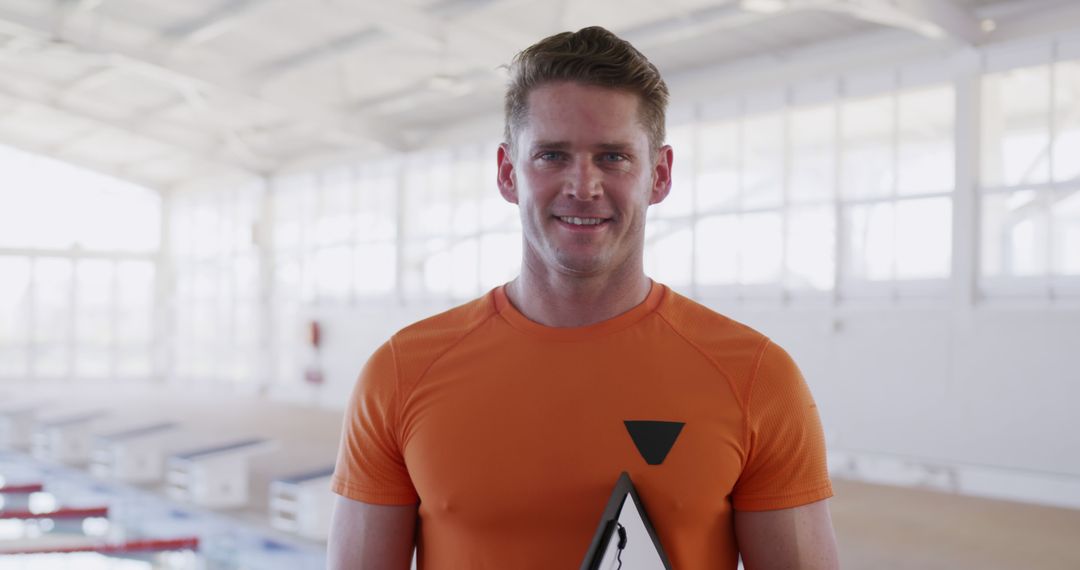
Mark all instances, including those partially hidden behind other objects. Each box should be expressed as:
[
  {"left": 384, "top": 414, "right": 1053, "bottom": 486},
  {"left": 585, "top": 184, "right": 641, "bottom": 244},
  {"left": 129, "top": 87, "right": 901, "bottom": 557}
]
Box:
[{"left": 552, "top": 254, "right": 610, "bottom": 277}]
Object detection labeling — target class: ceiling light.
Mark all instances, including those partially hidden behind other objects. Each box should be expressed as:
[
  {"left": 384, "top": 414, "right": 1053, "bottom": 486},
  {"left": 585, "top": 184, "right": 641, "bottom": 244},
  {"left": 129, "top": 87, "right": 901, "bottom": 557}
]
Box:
[
  {"left": 427, "top": 75, "right": 473, "bottom": 97},
  {"left": 740, "top": 0, "right": 787, "bottom": 14},
  {"left": 981, "top": 19, "right": 997, "bottom": 32}
]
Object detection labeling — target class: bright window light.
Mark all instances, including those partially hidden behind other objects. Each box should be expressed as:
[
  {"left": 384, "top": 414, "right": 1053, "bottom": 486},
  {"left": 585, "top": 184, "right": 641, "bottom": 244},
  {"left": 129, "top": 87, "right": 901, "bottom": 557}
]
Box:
[
  {"left": 0, "top": 144, "right": 160, "bottom": 252},
  {"left": 981, "top": 66, "right": 1052, "bottom": 187}
]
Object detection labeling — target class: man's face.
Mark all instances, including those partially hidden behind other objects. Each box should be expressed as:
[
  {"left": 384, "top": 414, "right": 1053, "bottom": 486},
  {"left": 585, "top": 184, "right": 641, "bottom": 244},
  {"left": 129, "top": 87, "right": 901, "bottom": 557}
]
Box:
[{"left": 497, "top": 82, "right": 672, "bottom": 280}]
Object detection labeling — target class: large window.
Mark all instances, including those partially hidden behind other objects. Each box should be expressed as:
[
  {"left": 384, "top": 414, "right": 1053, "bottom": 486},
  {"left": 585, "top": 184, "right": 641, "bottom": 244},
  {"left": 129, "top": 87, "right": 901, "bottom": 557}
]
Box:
[
  {"left": 273, "top": 162, "right": 400, "bottom": 306},
  {"left": 170, "top": 184, "right": 262, "bottom": 385},
  {"left": 692, "top": 96, "right": 792, "bottom": 297},
  {"left": 842, "top": 79, "right": 955, "bottom": 291},
  {"left": 644, "top": 71, "right": 955, "bottom": 302},
  {"left": 0, "top": 144, "right": 159, "bottom": 381},
  {"left": 266, "top": 149, "right": 519, "bottom": 386},
  {"left": 400, "top": 143, "right": 519, "bottom": 302},
  {"left": 270, "top": 162, "right": 400, "bottom": 387},
  {"left": 981, "top": 39, "right": 1080, "bottom": 295},
  {"left": 645, "top": 121, "right": 696, "bottom": 291}
]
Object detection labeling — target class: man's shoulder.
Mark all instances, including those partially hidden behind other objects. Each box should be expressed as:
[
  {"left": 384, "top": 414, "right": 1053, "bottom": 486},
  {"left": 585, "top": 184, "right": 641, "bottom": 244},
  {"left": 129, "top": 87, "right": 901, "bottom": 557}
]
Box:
[
  {"left": 655, "top": 286, "right": 774, "bottom": 397},
  {"left": 386, "top": 290, "right": 499, "bottom": 380},
  {"left": 656, "top": 286, "right": 768, "bottom": 348}
]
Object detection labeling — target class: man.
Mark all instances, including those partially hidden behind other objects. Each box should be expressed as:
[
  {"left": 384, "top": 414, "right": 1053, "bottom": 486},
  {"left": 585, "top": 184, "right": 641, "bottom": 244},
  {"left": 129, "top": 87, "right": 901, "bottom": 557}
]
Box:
[{"left": 329, "top": 26, "right": 839, "bottom": 569}]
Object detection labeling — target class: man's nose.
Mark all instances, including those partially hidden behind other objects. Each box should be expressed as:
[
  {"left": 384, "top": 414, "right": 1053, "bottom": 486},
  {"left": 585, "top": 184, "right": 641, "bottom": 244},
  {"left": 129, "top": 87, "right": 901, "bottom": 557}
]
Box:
[{"left": 563, "top": 158, "right": 603, "bottom": 200}]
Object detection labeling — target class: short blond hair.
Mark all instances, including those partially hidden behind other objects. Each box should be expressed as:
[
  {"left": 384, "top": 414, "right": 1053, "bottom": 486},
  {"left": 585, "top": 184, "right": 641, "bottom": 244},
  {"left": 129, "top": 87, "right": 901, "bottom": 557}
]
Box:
[{"left": 504, "top": 26, "right": 669, "bottom": 152}]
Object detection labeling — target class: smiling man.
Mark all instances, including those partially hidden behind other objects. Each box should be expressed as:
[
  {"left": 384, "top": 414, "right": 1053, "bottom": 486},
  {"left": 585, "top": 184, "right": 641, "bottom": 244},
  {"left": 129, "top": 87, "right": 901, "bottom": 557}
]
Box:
[{"left": 328, "top": 26, "right": 839, "bottom": 570}]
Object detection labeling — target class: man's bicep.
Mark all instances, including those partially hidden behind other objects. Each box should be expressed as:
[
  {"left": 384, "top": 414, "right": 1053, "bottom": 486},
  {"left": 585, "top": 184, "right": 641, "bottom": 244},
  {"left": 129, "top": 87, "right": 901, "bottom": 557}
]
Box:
[
  {"left": 327, "top": 495, "right": 418, "bottom": 570},
  {"left": 734, "top": 499, "right": 839, "bottom": 570}
]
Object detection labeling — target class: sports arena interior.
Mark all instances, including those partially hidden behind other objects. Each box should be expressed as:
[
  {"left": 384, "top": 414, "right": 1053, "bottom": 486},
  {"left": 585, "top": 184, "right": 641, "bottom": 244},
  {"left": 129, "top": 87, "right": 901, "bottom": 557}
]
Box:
[{"left": 0, "top": 0, "right": 1079, "bottom": 568}]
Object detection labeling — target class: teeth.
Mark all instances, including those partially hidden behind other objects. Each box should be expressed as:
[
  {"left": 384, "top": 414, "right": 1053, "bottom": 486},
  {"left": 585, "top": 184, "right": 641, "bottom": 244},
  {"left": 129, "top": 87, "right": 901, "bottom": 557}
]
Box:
[{"left": 559, "top": 216, "right": 605, "bottom": 226}]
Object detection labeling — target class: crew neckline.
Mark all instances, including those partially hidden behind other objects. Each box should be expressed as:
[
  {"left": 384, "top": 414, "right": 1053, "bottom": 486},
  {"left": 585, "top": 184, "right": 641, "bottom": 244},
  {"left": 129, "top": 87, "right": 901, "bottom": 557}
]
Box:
[{"left": 492, "top": 281, "right": 666, "bottom": 341}]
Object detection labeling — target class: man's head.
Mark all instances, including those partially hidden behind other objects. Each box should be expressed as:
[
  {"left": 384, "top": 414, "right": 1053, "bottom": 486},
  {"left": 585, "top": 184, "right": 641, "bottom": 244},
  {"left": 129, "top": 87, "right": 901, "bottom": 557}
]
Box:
[
  {"left": 496, "top": 28, "right": 673, "bottom": 281},
  {"left": 503, "top": 26, "right": 670, "bottom": 153}
]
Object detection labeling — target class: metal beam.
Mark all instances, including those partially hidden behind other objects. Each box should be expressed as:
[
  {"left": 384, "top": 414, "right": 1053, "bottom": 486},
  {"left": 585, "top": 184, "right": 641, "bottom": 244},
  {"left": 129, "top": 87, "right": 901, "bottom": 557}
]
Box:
[
  {"left": 332, "top": 2, "right": 443, "bottom": 52},
  {"left": 55, "top": 65, "right": 118, "bottom": 100},
  {"left": 0, "top": 131, "right": 176, "bottom": 190},
  {"left": 254, "top": 26, "right": 382, "bottom": 77},
  {"left": 161, "top": 0, "right": 269, "bottom": 47},
  {"left": 809, "top": 0, "right": 983, "bottom": 45},
  {"left": 624, "top": 3, "right": 770, "bottom": 48},
  {"left": 250, "top": 1, "right": 522, "bottom": 90},
  {"left": 893, "top": 0, "right": 983, "bottom": 45},
  {"left": 0, "top": 4, "right": 401, "bottom": 152},
  {"left": 0, "top": 78, "right": 262, "bottom": 175}
]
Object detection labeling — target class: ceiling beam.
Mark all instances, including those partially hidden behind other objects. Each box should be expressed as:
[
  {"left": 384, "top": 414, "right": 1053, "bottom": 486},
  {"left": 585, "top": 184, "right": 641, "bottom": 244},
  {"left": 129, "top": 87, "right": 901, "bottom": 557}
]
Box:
[
  {"left": 0, "top": 131, "right": 177, "bottom": 190},
  {"left": 981, "top": 0, "right": 1080, "bottom": 45},
  {"left": 250, "top": 1, "right": 519, "bottom": 89},
  {"left": 892, "top": 0, "right": 983, "bottom": 45},
  {"left": 254, "top": 26, "right": 382, "bottom": 77},
  {"left": 330, "top": 2, "right": 443, "bottom": 52},
  {"left": 809, "top": 0, "right": 983, "bottom": 45},
  {"left": 624, "top": 3, "right": 770, "bottom": 49},
  {"left": 55, "top": 65, "right": 118, "bottom": 100},
  {"left": 0, "top": 79, "right": 262, "bottom": 175},
  {"left": 0, "top": 3, "right": 402, "bottom": 152},
  {"left": 161, "top": 0, "right": 269, "bottom": 47}
]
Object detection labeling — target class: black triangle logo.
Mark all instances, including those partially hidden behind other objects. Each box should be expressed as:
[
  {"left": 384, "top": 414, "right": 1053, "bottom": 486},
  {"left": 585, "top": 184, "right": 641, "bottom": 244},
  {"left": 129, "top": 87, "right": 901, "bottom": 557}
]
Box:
[{"left": 624, "top": 420, "right": 684, "bottom": 465}]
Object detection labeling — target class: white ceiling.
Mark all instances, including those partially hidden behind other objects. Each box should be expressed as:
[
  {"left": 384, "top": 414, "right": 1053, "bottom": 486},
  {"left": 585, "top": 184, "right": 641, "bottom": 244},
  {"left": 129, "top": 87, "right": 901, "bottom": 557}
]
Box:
[{"left": 0, "top": 0, "right": 1070, "bottom": 190}]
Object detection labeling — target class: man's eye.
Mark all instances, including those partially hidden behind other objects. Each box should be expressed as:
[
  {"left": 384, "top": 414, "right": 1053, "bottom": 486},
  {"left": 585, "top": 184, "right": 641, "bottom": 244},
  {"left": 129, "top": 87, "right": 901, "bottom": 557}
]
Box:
[
  {"left": 538, "top": 151, "right": 563, "bottom": 161},
  {"left": 600, "top": 153, "right": 627, "bottom": 162}
]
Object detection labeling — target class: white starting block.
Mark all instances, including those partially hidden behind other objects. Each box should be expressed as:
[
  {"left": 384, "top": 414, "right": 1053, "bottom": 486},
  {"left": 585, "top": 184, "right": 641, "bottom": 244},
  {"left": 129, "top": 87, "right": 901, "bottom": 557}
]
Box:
[
  {"left": 269, "top": 466, "right": 335, "bottom": 540},
  {"left": 0, "top": 482, "right": 44, "bottom": 511},
  {"left": 0, "top": 405, "right": 42, "bottom": 450},
  {"left": 31, "top": 411, "right": 109, "bottom": 465},
  {"left": 90, "top": 422, "right": 180, "bottom": 483},
  {"left": 165, "top": 438, "right": 275, "bottom": 508}
]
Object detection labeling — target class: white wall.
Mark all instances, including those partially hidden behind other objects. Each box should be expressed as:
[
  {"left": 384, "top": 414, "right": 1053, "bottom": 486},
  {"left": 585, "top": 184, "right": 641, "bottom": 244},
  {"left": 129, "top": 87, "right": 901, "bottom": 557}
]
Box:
[
  {"left": 270, "top": 299, "right": 456, "bottom": 408},
  {"left": 726, "top": 300, "right": 1080, "bottom": 508}
]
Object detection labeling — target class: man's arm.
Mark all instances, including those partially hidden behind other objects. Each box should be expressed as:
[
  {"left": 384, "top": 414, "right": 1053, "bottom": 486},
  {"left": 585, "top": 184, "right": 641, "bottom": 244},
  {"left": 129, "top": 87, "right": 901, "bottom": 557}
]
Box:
[
  {"left": 327, "top": 495, "right": 418, "bottom": 570},
  {"left": 734, "top": 499, "right": 839, "bottom": 570}
]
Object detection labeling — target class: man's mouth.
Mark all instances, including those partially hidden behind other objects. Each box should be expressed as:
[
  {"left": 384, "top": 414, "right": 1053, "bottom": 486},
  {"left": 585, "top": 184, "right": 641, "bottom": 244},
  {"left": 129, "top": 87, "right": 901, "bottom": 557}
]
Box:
[{"left": 555, "top": 216, "right": 610, "bottom": 227}]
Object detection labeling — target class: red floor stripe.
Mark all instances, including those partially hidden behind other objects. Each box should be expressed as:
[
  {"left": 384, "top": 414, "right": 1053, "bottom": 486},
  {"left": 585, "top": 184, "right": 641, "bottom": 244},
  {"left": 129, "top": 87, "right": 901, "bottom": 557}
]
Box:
[
  {"left": 1, "top": 536, "right": 199, "bottom": 555},
  {"left": 0, "top": 506, "right": 109, "bottom": 519},
  {"left": 0, "top": 483, "right": 44, "bottom": 494}
]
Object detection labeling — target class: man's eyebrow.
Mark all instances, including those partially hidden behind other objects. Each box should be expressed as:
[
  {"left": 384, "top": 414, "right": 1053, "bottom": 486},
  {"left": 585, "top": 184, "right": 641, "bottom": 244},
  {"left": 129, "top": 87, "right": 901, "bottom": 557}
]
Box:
[
  {"left": 595, "top": 142, "right": 634, "bottom": 152},
  {"left": 531, "top": 141, "right": 570, "bottom": 151},
  {"left": 529, "top": 141, "right": 636, "bottom": 152}
]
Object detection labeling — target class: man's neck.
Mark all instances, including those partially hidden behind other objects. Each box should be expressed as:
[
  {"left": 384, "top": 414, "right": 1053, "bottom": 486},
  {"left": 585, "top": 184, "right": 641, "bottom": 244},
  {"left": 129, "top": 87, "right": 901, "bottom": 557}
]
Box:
[{"left": 505, "top": 261, "right": 652, "bottom": 328}]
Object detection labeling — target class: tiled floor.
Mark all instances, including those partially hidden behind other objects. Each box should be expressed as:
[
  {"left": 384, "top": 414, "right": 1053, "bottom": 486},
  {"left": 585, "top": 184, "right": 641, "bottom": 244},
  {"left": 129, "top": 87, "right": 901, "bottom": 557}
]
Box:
[{"left": 831, "top": 478, "right": 1080, "bottom": 570}]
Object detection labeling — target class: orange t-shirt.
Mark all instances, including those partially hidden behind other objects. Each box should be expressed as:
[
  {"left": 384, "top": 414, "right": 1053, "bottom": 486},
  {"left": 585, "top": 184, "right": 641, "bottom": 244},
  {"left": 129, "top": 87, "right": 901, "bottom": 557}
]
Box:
[{"left": 331, "top": 282, "right": 832, "bottom": 569}]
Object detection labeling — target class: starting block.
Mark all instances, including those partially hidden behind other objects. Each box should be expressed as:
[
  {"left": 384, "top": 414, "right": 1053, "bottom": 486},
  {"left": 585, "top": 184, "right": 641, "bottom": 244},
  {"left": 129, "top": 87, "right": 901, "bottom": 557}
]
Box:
[
  {"left": 0, "top": 406, "right": 41, "bottom": 450},
  {"left": 0, "top": 535, "right": 198, "bottom": 556},
  {"left": 90, "top": 422, "right": 180, "bottom": 483},
  {"left": 165, "top": 438, "right": 275, "bottom": 508},
  {"left": 0, "top": 505, "right": 109, "bottom": 535},
  {"left": 0, "top": 481, "right": 44, "bottom": 511},
  {"left": 268, "top": 466, "right": 335, "bottom": 540},
  {"left": 32, "top": 411, "right": 109, "bottom": 465}
]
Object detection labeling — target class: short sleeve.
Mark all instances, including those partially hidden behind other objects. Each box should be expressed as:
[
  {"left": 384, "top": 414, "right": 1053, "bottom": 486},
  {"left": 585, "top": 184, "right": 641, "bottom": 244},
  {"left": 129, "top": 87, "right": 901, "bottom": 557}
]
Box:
[
  {"left": 330, "top": 341, "right": 420, "bottom": 505},
  {"left": 731, "top": 340, "right": 832, "bottom": 511}
]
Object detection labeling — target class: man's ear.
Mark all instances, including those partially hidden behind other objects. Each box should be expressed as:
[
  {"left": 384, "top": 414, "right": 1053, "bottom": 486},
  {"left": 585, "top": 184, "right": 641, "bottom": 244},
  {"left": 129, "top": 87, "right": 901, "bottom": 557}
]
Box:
[
  {"left": 497, "top": 143, "right": 518, "bottom": 205},
  {"left": 649, "top": 144, "right": 673, "bottom": 205}
]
